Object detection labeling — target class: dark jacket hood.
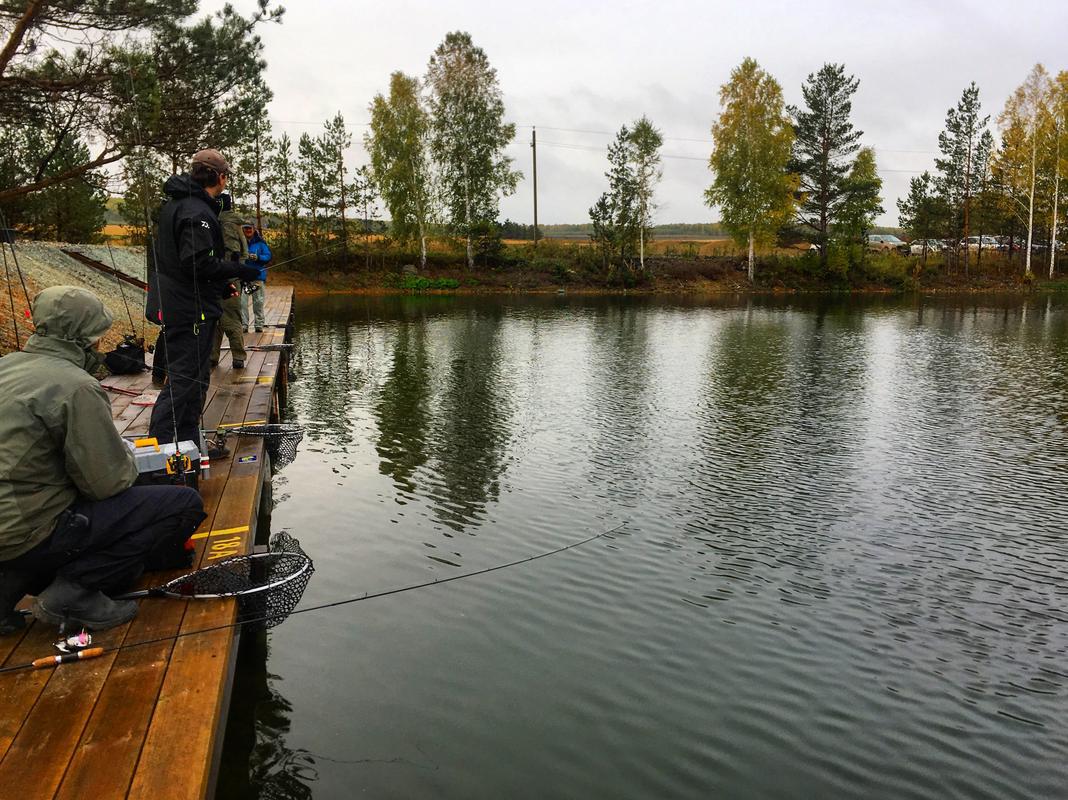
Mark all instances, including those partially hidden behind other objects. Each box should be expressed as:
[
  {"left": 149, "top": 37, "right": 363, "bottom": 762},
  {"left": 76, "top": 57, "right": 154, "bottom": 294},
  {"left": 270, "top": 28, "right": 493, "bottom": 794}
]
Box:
[{"left": 163, "top": 174, "right": 220, "bottom": 214}]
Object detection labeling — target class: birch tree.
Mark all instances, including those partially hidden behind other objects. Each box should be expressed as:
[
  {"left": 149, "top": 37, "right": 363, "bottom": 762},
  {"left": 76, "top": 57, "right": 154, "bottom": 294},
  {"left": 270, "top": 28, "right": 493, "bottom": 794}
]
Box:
[
  {"left": 426, "top": 31, "right": 520, "bottom": 269},
  {"left": 366, "top": 71, "right": 434, "bottom": 268},
  {"left": 705, "top": 58, "right": 796, "bottom": 281},
  {"left": 630, "top": 116, "right": 664, "bottom": 271},
  {"left": 1048, "top": 71, "right": 1068, "bottom": 278},
  {"left": 998, "top": 64, "right": 1051, "bottom": 276},
  {"left": 589, "top": 126, "right": 638, "bottom": 270}
]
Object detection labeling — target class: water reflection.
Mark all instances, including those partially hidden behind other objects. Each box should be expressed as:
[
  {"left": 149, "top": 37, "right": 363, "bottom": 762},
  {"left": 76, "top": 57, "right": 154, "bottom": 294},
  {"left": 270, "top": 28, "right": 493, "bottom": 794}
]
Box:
[
  {"left": 423, "top": 307, "right": 514, "bottom": 533},
  {"left": 248, "top": 292, "right": 1068, "bottom": 800},
  {"left": 583, "top": 303, "right": 654, "bottom": 509},
  {"left": 374, "top": 322, "right": 431, "bottom": 495}
]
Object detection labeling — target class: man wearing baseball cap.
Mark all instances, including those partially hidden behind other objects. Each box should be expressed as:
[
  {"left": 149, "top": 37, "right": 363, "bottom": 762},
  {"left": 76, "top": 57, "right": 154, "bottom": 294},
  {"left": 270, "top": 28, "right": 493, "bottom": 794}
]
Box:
[{"left": 146, "top": 149, "right": 261, "bottom": 453}]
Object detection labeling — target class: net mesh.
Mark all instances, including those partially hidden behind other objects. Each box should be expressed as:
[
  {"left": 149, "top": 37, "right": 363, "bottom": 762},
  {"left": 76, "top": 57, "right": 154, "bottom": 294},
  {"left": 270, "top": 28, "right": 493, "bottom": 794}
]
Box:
[
  {"left": 226, "top": 422, "right": 305, "bottom": 468},
  {"left": 161, "top": 531, "right": 314, "bottom": 630},
  {"left": 239, "top": 532, "right": 315, "bottom": 629}
]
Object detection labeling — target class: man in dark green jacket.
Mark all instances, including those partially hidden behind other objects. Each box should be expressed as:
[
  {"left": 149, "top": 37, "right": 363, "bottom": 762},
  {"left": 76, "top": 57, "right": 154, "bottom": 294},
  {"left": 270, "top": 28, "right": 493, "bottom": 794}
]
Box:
[
  {"left": 211, "top": 195, "right": 249, "bottom": 369},
  {"left": 0, "top": 286, "right": 206, "bottom": 633}
]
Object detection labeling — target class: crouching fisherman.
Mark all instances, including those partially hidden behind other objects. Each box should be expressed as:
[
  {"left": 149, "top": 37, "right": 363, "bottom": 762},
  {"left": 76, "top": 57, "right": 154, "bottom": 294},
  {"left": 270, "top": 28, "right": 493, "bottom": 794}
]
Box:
[{"left": 0, "top": 286, "right": 207, "bottom": 633}]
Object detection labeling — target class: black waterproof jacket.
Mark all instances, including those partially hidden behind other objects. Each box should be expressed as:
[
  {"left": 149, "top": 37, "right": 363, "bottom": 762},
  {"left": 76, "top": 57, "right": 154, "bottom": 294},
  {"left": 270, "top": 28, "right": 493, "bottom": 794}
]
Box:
[{"left": 145, "top": 174, "right": 243, "bottom": 326}]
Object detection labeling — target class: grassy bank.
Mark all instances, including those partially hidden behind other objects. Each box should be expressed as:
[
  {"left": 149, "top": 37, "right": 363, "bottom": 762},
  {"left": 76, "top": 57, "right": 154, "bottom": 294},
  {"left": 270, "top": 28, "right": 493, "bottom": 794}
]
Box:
[{"left": 273, "top": 242, "right": 1065, "bottom": 296}]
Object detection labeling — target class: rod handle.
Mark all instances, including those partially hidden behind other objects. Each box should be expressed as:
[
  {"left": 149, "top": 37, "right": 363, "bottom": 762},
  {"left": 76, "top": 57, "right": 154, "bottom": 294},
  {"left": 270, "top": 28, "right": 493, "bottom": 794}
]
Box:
[{"left": 32, "top": 647, "right": 105, "bottom": 669}]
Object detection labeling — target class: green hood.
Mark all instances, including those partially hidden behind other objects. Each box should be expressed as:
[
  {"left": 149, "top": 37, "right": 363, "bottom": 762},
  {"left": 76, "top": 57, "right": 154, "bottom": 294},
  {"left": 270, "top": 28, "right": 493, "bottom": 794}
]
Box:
[{"left": 24, "top": 285, "right": 113, "bottom": 372}]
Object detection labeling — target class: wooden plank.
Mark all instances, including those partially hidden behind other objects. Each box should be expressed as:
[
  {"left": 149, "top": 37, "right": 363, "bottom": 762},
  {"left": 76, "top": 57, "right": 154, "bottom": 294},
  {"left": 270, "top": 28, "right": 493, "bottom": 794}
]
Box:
[
  {"left": 127, "top": 434, "right": 265, "bottom": 799},
  {"left": 0, "top": 287, "right": 293, "bottom": 799},
  {"left": 0, "top": 625, "right": 129, "bottom": 800}
]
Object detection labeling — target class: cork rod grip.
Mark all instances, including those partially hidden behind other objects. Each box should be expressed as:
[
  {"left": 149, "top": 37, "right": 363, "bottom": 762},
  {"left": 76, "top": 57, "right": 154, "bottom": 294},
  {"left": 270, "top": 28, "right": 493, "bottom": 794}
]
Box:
[{"left": 32, "top": 647, "right": 105, "bottom": 669}]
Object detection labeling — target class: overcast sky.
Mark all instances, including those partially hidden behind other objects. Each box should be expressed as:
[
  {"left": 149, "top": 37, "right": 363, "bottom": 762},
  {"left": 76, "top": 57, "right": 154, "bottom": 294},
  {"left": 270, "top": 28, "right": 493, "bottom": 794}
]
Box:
[{"left": 218, "top": 0, "right": 1068, "bottom": 227}]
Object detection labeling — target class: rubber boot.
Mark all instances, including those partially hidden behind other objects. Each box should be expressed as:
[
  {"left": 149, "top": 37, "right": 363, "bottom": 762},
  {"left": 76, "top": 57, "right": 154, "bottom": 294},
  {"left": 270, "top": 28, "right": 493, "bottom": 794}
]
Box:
[
  {"left": 0, "top": 569, "right": 37, "bottom": 635},
  {"left": 33, "top": 575, "right": 138, "bottom": 631}
]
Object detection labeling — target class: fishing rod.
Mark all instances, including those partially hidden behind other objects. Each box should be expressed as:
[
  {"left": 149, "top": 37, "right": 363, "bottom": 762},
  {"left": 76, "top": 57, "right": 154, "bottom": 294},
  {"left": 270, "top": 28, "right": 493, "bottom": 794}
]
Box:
[{"left": 0, "top": 522, "right": 625, "bottom": 675}]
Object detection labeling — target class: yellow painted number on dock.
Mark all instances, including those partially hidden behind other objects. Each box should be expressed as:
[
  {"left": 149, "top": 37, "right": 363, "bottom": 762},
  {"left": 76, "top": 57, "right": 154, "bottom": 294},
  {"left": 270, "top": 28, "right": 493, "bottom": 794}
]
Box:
[{"left": 208, "top": 535, "right": 243, "bottom": 560}]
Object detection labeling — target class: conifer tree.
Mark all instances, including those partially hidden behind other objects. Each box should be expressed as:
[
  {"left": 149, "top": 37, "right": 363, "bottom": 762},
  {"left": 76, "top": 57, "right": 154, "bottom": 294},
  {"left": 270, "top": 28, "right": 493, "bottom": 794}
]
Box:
[
  {"left": 838, "top": 147, "right": 883, "bottom": 248},
  {"left": 706, "top": 58, "right": 796, "bottom": 281},
  {"left": 935, "top": 83, "right": 993, "bottom": 269},
  {"left": 322, "top": 113, "right": 353, "bottom": 258},
  {"left": 788, "top": 63, "right": 863, "bottom": 265},
  {"left": 897, "top": 171, "right": 949, "bottom": 263},
  {"left": 268, "top": 133, "right": 299, "bottom": 259}
]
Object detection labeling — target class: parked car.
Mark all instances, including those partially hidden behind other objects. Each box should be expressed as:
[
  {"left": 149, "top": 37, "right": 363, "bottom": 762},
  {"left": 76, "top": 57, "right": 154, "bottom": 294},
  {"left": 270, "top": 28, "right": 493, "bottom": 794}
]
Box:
[
  {"left": 867, "top": 234, "right": 908, "bottom": 254},
  {"left": 958, "top": 236, "right": 999, "bottom": 252},
  {"left": 909, "top": 239, "right": 944, "bottom": 255}
]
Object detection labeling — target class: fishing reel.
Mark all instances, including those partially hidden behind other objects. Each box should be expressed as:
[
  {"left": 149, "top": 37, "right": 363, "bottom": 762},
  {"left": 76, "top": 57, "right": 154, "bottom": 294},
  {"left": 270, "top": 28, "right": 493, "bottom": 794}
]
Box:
[{"left": 242, "top": 281, "right": 261, "bottom": 295}]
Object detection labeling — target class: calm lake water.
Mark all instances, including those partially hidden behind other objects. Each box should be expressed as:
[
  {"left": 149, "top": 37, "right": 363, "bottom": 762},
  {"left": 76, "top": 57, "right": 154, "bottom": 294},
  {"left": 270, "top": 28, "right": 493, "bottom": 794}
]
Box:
[{"left": 220, "top": 293, "right": 1068, "bottom": 799}]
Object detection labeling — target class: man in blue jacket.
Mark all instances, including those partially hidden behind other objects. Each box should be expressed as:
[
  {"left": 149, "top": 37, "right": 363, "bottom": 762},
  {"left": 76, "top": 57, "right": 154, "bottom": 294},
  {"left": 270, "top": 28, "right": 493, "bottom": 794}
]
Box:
[
  {"left": 146, "top": 149, "right": 261, "bottom": 448},
  {"left": 240, "top": 223, "right": 272, "bottom": 333}
]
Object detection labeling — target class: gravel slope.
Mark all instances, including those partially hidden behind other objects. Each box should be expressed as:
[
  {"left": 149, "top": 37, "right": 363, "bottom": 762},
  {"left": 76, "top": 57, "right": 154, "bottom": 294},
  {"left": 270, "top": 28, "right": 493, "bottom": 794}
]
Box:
[{"left": 0, "top": 241, "right": 150, "bottom": 356}]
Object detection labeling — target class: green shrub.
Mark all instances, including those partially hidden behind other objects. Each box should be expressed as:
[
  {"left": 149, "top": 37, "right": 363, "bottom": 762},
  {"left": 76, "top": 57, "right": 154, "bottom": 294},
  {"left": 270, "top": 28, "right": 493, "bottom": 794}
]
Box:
[{"left": 393, "top": 275, "right": 461, "bottom": 291}]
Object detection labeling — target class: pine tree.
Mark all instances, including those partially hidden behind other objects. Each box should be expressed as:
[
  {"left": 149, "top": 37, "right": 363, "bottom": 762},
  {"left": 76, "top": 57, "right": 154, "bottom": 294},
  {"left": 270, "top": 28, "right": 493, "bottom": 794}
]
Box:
[
  {"left": 233, "top": 89, "right": 275, "bottom": 230},
  {"left": 935, "top": 83, "right": 993, "bottom": 270},
  {"left": 706, "top": 58, "right": 796, "bottom": 281},
  {"left": 268, "top": 133, "right": 299, "bottom": 260},
  {"left": 837, "top": 147, "right": 883, "bottom": 249},
  {"left": 897, "top": 171, "right": 949, "bottom": 263},
  {"left": 297, "top": 132, "right": 331, "bottom": 261},
  {"left": 426, "top": 31, "right": 520, "bottom": 269},
  {"left": 788, "top": 63, "right": 863, "bottom": 265},
  {"left": 321, "top": 113, "right": 352, "bottom": 259}
]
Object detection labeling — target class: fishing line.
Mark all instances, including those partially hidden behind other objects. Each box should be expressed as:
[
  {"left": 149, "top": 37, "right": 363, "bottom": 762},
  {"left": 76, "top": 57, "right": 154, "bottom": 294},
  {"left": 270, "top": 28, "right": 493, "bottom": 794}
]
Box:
[
  {"left": 1, "top": 237, "right": 20, "bottom": 350},
  {"left": 0, "top": 523, "right": 625, "bottom": 674},
  {"left": 105, "top": 240, "right": 139, "bottom": 337},
  {"left": 0, "top": 206, "right": 33, "bottom": 329},
  {"left": 121, "top": 45, "right": 181, "bottom": 449}
]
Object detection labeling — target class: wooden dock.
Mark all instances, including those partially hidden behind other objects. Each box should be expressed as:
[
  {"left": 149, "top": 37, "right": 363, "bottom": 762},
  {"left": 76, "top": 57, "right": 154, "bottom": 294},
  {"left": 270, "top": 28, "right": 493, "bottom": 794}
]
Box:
[{"left": 0, "top": 286, "right": 295, "bottom": 800}]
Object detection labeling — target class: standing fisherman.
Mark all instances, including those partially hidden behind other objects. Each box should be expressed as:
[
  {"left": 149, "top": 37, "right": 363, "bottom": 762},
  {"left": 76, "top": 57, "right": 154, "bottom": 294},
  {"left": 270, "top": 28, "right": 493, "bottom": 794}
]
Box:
[
  {"left": 211, "top": 194, "right": 249, "bottom": 369},
  {"left": 240, "top": 223, "right": 271, "bottom": 333},
  {"left": 146, "top": 150, "right": 261, "bottom": 450}
]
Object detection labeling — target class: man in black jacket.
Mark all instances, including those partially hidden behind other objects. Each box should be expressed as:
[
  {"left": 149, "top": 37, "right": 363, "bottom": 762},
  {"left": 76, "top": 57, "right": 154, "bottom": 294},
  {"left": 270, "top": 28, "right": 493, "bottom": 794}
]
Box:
[{"left": 147, "top": 149, "right": 260, "bottom": 448}]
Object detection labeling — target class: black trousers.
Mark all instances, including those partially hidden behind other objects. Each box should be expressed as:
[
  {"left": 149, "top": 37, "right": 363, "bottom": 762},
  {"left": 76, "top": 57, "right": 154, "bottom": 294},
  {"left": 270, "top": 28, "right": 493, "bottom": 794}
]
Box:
[
  {"left": 150, "top": 318, "right": 217, "bottom": 444},
  {"left": 3, "top": 485, "right": 205, "bottom": 594},
  {"left": 150, "top": 326, "right": 167, "bottom": 382}
]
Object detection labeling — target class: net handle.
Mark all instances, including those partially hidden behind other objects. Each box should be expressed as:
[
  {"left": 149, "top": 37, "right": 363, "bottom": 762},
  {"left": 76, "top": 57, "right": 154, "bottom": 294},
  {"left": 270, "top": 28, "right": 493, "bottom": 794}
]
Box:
[{"left": 116, "top": 552, "right": 312, "bottom": 600}]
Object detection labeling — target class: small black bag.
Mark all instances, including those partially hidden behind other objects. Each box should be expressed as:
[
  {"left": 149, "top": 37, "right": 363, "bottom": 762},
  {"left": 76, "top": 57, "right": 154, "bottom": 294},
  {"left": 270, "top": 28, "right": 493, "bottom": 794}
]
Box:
[{"left": 104, "top": 334, "right": 149, "bottom": 375}]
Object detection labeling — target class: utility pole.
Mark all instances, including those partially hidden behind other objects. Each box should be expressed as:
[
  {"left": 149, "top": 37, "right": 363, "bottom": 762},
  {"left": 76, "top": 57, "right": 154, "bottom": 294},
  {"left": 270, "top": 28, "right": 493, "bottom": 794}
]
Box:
[{"left": 531, "top": 126, "right": 539, "bottom": 249}]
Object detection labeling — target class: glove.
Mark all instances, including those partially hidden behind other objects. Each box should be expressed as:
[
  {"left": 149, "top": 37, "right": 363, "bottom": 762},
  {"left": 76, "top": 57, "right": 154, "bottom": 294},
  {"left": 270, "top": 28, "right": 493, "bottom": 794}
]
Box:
[
  {"left": 234, "top": 264, "right": 262, "bottom": 282},
  {"left": 224, "top": 282, "right": 240, "bottom": 299}
]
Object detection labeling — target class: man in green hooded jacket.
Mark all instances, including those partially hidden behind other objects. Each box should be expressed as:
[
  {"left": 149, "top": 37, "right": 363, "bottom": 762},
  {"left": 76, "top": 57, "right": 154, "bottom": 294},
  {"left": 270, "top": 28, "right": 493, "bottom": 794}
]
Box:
[
  {"left": 0, "top": 286, "right": 206, "bottom": 633},
  {"left": 211, "top": 193, "right": 249, "bottom": 369}
]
